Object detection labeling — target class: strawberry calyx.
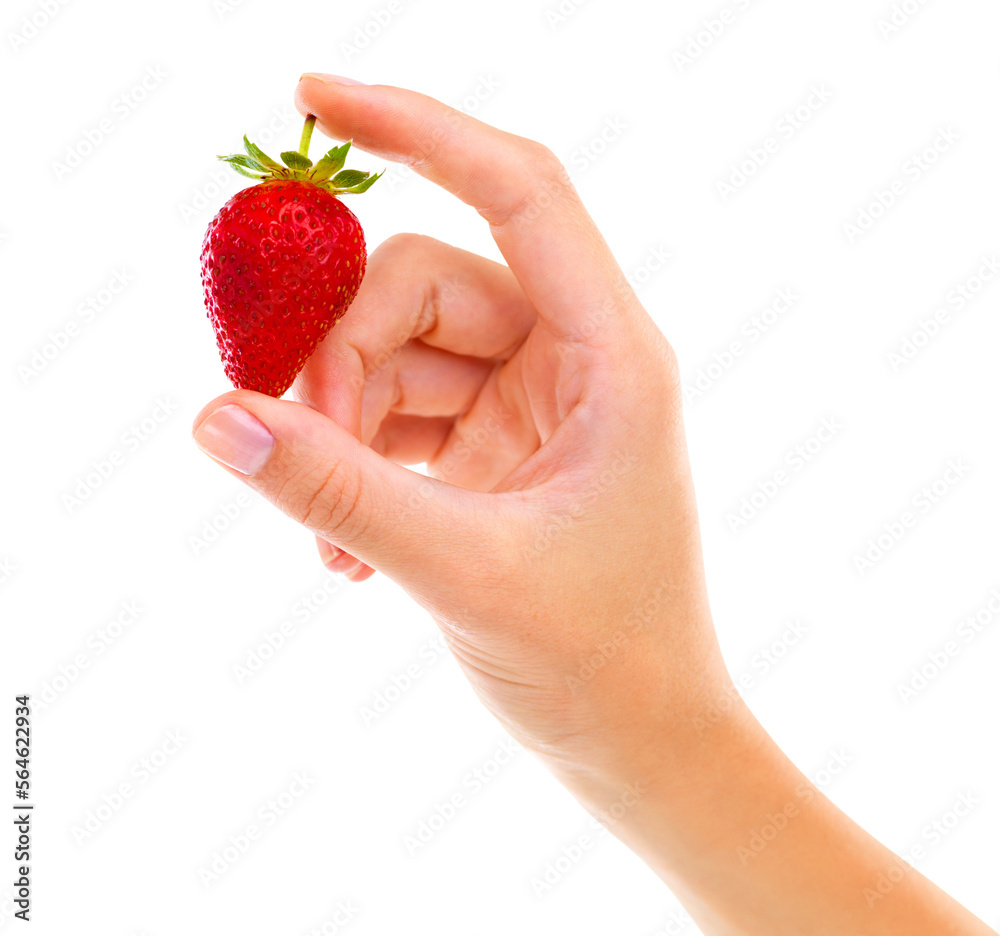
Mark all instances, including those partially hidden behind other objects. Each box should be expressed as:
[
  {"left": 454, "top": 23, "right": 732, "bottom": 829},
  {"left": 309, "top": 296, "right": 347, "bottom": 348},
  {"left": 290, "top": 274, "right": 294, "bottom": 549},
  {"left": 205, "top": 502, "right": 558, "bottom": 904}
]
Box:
[{"left": 218, "top": 114, "right": 382, "bottom": 195}]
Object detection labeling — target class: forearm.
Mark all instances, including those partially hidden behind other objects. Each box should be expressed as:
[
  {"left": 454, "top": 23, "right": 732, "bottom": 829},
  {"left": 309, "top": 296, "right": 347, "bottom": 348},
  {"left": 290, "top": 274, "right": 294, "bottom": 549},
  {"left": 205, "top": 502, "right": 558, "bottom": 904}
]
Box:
[{"left": 556, "top": 692, "right": 995, "bottom": 936}]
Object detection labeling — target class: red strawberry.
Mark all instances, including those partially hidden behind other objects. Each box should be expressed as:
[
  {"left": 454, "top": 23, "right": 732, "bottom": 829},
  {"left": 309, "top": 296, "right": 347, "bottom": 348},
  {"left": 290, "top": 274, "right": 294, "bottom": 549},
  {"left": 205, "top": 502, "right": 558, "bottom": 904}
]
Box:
[{"left": 201, "top": 115, "right": 381, "bottom": 397}]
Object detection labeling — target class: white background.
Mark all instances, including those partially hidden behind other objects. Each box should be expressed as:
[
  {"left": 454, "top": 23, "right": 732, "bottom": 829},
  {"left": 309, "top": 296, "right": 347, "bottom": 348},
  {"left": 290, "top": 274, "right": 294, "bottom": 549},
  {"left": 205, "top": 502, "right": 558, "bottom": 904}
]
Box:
[{"left": 1, "top": 0, "right": 998, "bottom": 932}]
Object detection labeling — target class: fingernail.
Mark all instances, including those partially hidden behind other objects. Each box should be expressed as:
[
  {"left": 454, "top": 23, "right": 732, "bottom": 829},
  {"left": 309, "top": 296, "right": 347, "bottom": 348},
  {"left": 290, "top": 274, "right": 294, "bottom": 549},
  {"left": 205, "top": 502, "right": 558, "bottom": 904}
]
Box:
[
  {"left": 345, "top": 564, "right": 374, "bottom": 583},
  {"left": 300, "top": 73, "right": 367, "bottom": 86},
  {"left": 317, "top": 539, "right": 343, "bottom": 567},
  {"left": 326, "top": 552, "right": 363, "bottom": 574},
  {"left": 194, "top": 405, "right": 275, "bottom": 475}
]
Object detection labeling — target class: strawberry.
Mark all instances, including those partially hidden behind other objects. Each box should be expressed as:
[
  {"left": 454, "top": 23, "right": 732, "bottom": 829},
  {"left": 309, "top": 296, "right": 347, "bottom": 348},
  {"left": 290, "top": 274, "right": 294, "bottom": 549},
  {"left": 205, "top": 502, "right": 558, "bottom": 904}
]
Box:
[{"left": 201, "top": 115, "right": 382, "bottom": 397}]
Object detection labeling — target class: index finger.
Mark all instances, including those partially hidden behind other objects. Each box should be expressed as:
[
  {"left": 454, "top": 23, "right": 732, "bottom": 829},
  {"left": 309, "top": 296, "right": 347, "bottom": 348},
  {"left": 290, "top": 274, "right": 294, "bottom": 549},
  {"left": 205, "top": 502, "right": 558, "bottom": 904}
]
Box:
[{"left": 295, "top": 75, "right": 635, "bottom": 340}]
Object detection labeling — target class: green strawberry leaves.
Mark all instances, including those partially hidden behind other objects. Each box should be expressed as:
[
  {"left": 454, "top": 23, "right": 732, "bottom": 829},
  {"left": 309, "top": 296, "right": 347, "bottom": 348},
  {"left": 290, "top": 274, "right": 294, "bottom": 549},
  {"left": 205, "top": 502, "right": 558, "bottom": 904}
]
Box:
[
  {"left": 243, "top": 136, "right": 281, "bottom": 170},
  {"left": 280, "top": 151, "right": 313, "bottom": 170},
  {"left": 218, "top": 155, "right": 267, "bottom": 180},
  {"left": 218, "top": 116, "right": 382, "bottom": 196},
  {"left": 311, "top": 142, "right": 352, "bottom": 180},
  {"left": 331, "top": 168, "right": 383, "bottom": 193}
]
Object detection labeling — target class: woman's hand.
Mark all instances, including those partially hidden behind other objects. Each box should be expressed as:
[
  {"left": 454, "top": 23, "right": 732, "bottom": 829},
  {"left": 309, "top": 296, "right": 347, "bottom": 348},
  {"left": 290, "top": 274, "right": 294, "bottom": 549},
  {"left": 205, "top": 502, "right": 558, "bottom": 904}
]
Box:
[
  {"left": 193, "top": 78, "right": 996, "bottom": 936},
  {"left": 193, "top": 76, "right": 727, "bottom": 785}
]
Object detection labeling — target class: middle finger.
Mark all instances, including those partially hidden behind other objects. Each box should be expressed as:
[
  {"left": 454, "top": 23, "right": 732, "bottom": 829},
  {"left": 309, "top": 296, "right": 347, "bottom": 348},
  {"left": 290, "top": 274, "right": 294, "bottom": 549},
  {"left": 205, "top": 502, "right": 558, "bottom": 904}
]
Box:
[{"left": 294, "top": 233, "right": 537, "bottom": 439}]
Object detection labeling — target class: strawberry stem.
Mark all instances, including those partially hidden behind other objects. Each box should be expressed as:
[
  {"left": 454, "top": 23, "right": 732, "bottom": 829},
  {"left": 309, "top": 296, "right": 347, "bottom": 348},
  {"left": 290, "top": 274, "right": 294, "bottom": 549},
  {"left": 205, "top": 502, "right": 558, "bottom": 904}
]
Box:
[
  {"left": 219, "top": 116, "right": 383, "bottom": 195},
  {"left": 298, "top": 115, "right": 316, "bottom": 160}
]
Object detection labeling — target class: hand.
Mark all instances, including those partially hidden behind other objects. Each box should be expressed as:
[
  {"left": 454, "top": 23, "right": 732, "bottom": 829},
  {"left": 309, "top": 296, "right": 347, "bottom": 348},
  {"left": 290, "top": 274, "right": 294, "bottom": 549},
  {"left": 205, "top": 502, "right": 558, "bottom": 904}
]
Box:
[
  {"left": 193, "top": 78, "right": 997, "bottom": 936},
  {"left": 193, "top": 76, "right": 728, "bottom": 785}
]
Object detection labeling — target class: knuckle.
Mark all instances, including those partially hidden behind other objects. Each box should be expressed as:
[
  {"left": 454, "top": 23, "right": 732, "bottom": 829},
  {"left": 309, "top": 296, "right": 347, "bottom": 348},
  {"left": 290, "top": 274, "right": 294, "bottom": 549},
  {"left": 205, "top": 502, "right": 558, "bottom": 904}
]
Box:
[
  {"left": 483, "top": 140, "right": 575, "bottom": 228},
  {"left": 634, "top": 334, "right": 681, "bottom": 403},
  {"left": 629, "top": 314, "right": 681, "bottom": 385},
  {"left": 657, "top": 342, "right": 684, "bottom": 410},
  {"left": 660, "top": 338, "right": 680, "bottom": 377},
  {"left": 374, "top": 231, "right": 427, "bottom": 263},
  {"left": 522, "top": 140, "right": 567, "bottom": 183}
]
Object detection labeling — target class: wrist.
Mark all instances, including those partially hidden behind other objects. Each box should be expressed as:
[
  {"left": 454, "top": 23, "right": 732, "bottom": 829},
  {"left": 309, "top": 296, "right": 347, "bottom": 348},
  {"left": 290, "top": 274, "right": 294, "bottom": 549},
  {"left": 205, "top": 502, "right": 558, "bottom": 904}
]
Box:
[
  {"left": 544, "top": 664, "right": 761, "bottom": 837},
  {"left": 551, "top": 696, "right": 781, "bottom": 924}
]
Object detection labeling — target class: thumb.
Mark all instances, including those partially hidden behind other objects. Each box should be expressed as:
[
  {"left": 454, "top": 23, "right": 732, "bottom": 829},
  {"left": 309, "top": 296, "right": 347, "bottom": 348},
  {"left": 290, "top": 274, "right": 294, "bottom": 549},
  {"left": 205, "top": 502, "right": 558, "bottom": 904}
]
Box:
[{"left": 192, "top": 391, "right": 491, "bottom": 582}]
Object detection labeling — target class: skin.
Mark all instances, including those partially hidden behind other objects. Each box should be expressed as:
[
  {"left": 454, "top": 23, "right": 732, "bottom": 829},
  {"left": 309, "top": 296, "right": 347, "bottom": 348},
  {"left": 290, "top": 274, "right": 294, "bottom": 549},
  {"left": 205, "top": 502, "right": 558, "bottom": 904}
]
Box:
[{"left": 193, "top": 76, "right": 996, "bottom": 935}]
